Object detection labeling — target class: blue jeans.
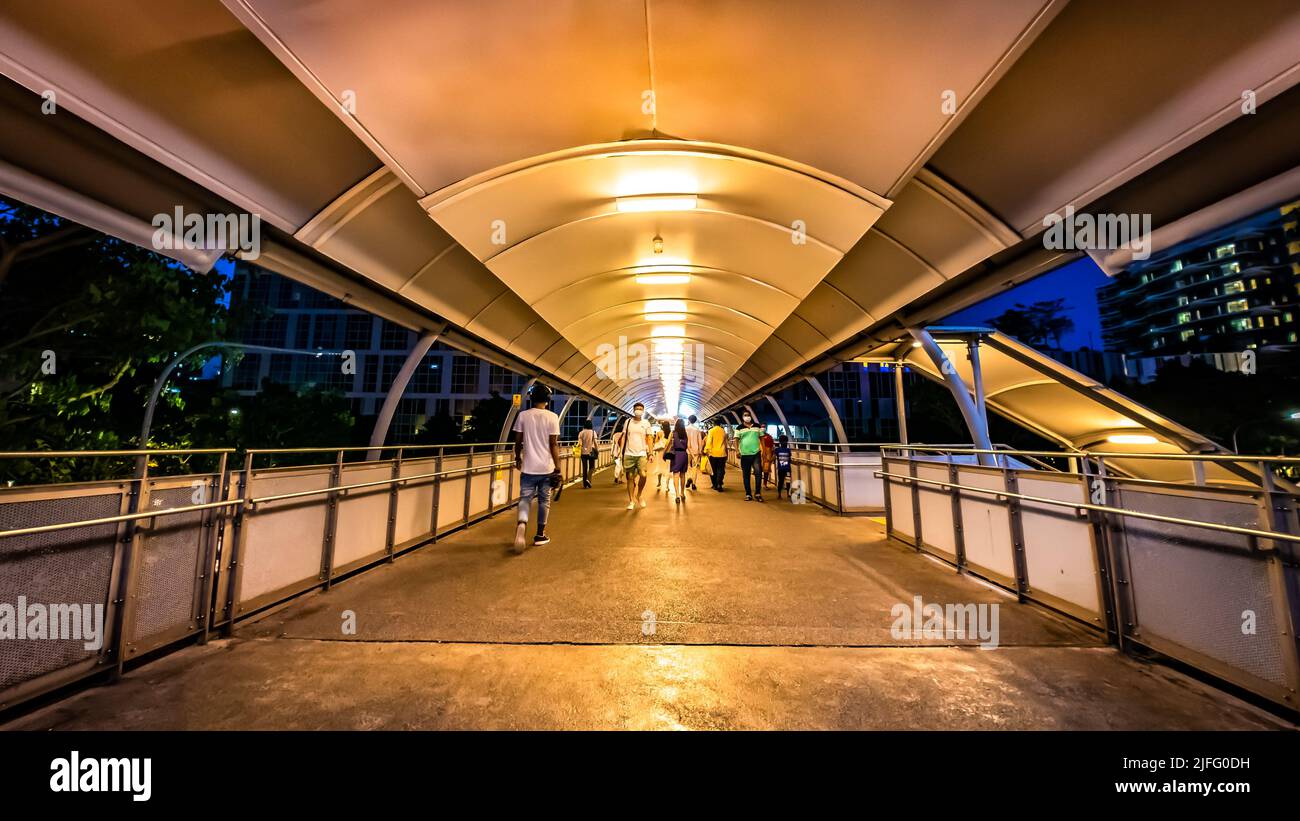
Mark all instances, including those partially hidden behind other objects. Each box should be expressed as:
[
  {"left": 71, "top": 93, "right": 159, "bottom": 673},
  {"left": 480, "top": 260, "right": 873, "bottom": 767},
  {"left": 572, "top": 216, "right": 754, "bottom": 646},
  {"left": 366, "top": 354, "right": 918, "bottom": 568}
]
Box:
[{"left": 517, "top": 472, "right": 553, "bottom": 530}]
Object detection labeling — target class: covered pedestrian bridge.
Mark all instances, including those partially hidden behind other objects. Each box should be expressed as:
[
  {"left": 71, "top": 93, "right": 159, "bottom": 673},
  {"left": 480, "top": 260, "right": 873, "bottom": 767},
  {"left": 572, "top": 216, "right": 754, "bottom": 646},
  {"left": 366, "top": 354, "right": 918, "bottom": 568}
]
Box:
[{"left": 1, "top": 0, "right": 1300, "bottom": 727}]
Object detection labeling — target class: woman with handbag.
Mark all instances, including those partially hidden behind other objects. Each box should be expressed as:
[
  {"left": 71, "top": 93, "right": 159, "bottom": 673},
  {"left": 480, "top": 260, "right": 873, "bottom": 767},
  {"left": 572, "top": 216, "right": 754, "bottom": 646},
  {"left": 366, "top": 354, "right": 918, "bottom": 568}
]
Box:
[{"left": 666, "top": 417, "right": 691, "bottom": 503}]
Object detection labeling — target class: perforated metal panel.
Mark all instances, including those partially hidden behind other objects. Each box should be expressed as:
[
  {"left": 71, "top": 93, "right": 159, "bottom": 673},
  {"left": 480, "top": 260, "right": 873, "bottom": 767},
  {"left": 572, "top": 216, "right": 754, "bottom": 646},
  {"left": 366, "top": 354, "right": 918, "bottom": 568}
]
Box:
[
  {"left": 1119, "top": 488, "right": 1287, "bottom": 689},
  {"left": 0, "top": 491, "right": 120, "bottom": 691},
  {"left": 130, "top": 483, "right": 207, "bottom": 652}
]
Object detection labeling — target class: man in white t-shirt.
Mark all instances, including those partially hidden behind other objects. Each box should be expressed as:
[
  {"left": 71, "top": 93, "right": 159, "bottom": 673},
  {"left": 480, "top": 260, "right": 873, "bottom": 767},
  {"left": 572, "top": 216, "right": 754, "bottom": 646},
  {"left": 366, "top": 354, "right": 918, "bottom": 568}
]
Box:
[
  {"left": 512, "top": 383, "right": 561, "bottom": 552},
  {"left": 619, "top": 402, "right": 655, "bottom": 510},
  {"left": 684, "top": 414, "right": 704, "bottom": 491}
]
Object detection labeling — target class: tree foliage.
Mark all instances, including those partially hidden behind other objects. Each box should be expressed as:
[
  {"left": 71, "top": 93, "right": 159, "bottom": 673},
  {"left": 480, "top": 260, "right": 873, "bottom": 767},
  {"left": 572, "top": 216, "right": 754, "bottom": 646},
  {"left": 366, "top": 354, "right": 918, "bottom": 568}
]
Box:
[{"left": 987, "top": 299, "right": 1075, "bottom": 349}]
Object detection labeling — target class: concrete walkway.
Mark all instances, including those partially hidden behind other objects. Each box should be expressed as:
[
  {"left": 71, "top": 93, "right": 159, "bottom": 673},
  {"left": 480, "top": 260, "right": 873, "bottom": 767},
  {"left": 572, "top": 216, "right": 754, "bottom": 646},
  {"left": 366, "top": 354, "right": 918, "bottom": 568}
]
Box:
[{"left": 4, "top": 469, "right": 1292, "bottom": 730}]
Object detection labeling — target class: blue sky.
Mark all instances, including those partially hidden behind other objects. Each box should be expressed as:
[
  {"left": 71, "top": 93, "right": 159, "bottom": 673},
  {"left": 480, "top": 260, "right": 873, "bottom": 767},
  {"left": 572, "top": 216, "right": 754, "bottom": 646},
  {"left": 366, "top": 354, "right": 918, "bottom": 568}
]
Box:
[{"left": 944, "top": 256, "right": 1110, "bottom": 350}]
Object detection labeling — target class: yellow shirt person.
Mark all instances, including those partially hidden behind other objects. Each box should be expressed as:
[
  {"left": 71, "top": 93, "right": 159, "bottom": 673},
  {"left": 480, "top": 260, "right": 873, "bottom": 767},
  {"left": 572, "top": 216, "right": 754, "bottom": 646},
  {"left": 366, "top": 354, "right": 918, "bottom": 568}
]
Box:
[{"left": 704, "top": 425, "right": 728, "bottom": 457}]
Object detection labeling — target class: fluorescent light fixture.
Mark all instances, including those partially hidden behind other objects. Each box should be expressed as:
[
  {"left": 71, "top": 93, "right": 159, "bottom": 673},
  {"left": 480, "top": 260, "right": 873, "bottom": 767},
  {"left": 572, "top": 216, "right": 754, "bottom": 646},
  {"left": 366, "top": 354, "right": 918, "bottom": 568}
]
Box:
[
  {"left": 911, "top": 341, "right": 923, "bottom": 348},
  {"left": 645, "top": 312, "right": 687, "bottom": 322},
  {"left": 646, "top": 299, "right": 687, "bottom": 313},
  {"left": 616, "top": 194, "right": 697, "bottom": 213},
  {"left": 1107, "top": 434, "right": 1158, "bottom": 445},
  {"left": 635, "top": 274, "right": 691, "bottom": 285},
  {"left": 651, "top": 325, "right": 685, "bottom": 337}
]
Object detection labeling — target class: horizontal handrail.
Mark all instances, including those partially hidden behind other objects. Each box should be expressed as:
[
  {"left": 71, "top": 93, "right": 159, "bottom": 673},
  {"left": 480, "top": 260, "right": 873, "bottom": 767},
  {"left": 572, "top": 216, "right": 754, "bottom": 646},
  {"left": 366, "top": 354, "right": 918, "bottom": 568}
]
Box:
[
  {"left": 887, "top": 444, "right": 1300, "bottom": 464},
  {"left": 245, "top": 442, "right": 513, "bottom": 454},
  {"left": 875, "top": 470, "right": 1299, "bottom": 545},
  {"left": 0, "top": 448, "right": 235, "bottom": 458},
  {"left": 0, "top": 459, "right": 516, "bottom": 540}
]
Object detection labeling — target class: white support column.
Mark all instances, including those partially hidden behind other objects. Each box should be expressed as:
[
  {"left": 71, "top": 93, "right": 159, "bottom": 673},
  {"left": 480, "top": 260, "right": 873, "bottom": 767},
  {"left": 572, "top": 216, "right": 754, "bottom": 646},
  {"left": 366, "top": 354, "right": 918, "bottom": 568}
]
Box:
[
  {"left": 556, "top": 394, "right": 578, "bottom": 431},
  {"left": 765, "top": 395, "right": 792, "bottom": 438},
  {"left": 499, "top": 376, "right": 538, "bottom": 443},
  {"left": 368, "top": 327, "right": 443, "bottom": 459},
  {"left": 893, "top": 361, "right": 909, "bottom": 445},
  {"left": 907, "top": 327, "right": 995, "bottom": 465},
  {"left": 803, "top": 375, "right": 848, "bottom": 444}
]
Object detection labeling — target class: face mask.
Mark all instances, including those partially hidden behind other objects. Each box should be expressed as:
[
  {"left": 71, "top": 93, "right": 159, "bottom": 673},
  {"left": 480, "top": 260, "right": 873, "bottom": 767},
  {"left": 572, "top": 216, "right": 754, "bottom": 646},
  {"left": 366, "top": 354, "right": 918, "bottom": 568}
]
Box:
[{"left": 634, "top": 412, "right": 643, "bottom": 420}]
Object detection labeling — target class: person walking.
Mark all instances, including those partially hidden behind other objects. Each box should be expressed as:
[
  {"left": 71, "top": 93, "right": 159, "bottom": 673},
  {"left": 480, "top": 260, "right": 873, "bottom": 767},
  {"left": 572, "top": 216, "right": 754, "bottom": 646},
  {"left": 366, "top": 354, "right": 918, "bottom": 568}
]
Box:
[
  {"left": 666, "top": 417, "right": 690, "bottom": 503},
  {"left": 619, "top": 402, "right": 654, "bottom": 509},
  {"left": 611, "top": 418, "right": 626, "bottom": 484},
  {"left": 774, "top": 433, "right": 793, "bottom": 500},
  {"left": 760, "top": 429, "right": 776, "bottom": 491},
  {"left": 734, "top": 410, "right": 765, "bottom": 501},
  {"left": 703, "top": 419, "right": 729, "bottom": 491},
  {"left": 684, "top": 414, "right": 704, "bottom": 491},
  {"left": 578, "top": 418, "right": 598, "bottom": 488},
  {"left": 511, "top": 382, "right": 561, "bottom": 552},
  {"left": 653, "top": 419, "right": 671, "bottom": 493}
]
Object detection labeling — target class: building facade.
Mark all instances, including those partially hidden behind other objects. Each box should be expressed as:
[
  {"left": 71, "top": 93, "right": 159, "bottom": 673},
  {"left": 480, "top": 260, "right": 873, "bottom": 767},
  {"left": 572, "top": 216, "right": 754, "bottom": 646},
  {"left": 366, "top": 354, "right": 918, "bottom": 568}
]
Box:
[
  {"left": 1099, "top": 200, "right": 1300, "bottom": 363},
  {"left": 223, "top": 263, "right": 594, "bottom": 441}
]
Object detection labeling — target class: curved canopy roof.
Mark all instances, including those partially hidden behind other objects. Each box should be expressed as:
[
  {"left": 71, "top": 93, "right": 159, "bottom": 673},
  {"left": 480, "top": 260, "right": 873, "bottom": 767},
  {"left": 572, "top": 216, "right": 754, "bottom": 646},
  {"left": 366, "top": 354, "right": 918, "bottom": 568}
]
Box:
[{"left": 1, "top": 0, "right": 1299, "bottom": 416}]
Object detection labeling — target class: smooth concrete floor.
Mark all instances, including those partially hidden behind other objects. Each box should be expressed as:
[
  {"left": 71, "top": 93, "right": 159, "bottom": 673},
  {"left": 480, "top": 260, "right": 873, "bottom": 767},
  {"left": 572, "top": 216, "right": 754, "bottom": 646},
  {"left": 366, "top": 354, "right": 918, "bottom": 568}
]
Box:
[{"left": 4, "top": 469, "right": 1293, "bottom": 730}]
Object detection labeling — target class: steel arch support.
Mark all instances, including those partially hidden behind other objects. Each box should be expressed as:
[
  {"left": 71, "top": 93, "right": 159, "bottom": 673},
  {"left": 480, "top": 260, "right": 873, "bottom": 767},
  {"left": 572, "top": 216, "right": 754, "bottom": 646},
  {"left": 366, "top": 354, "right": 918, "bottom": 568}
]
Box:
[
  {"left": 499, "top": 376, "right": 538, "bottom": 443},
  {"left": 907, "top": 327, "right": 994, "bottom": 465},
  {"left": 803, "top": 375, "right": 848, "bottom": 444},
  {"left": 368, "top": 327, "right": 443, "bottom": 458},
  {"left": 765, "top": 395, "right": 792, "bottom": 438}
]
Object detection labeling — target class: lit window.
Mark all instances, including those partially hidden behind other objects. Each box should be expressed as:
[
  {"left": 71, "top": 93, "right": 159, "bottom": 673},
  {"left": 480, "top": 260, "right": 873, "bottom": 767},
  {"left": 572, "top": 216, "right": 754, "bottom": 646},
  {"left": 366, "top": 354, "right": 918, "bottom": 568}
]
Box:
[
  {"left": 1221, "top": 262, "right": 1241, "bottom": 275},
  {"left": 1224, "top": 280, "right": 1245, "bottom": 294},
  {"left": 1170, "top": 260, "right": 1184, "bottom": 273},
  {"left": 1176, "top": 311, "right": 1191, "bottom": 324},
  {"left": 1227, "top": 299, "right": 1249, "bottom": 313},
  {"left": 1231, "top": 318, "right": 1252, "bottom": 332},
  {"left": 1180, "top": 329, "right": 1194, "bottom": 341},
  {"left": 1215, "top": 244, "right": 1235, "bottom": 259}
]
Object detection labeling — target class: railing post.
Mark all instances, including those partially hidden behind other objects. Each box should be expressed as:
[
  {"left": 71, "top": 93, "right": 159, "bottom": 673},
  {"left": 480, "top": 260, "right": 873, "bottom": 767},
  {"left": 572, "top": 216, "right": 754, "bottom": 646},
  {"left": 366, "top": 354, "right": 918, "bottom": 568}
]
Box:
[
  {"left": 223, "top": 452, "right": 254, "bottom": 637},
  {"left": 110, "top": 459, "right": 150, "bottom": 677},
  {"left": 197, "top": 452, "right": 228, "bottom": 645},
  {"left": 462, "top": 444, "right": 474, "bottom": 527},
  {"left": 385, "top": 447, "right": 401, "bottom": 562},
  {"left": 1003, "top": 465, "right": 1030, "bottom": 602},
  {"left": 321, "top": 449, "right": 342, "bottom": 590},
  {"left": 1257, "top": 460, "right": 1300, "bottom": 704},
  {"left": 1080, "top": 456, "right": 1122, "bottom": 648},
  {"left": 949, "top": 458, "right": 966, "bottom": 570},
  {"left": 430, "top": 447, "right": 443, "bottom": 541},
  {"left": 908, "top": 457, "right": 923, "bottom": 551}
]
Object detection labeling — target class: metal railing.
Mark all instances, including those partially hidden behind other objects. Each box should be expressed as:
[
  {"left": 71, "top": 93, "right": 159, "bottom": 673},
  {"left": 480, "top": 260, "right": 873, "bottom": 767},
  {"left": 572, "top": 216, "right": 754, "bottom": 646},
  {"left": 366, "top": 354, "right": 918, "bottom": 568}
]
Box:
[
  {"left": 0, "top": 438, "right": 616, "bottom": 711},
  {"left": 877, "top": 445, "right": 1300, "bottom": 710}
]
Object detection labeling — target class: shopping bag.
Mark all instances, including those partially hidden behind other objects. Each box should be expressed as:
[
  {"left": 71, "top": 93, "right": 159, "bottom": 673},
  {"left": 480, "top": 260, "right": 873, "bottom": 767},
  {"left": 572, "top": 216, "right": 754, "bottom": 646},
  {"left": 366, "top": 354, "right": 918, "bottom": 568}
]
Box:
[
  {"left": 699, "top": 455, "right": 712, "bottom": 476},
  {"left": 614, "top": 456, "right": 624, "bottom": 481}
]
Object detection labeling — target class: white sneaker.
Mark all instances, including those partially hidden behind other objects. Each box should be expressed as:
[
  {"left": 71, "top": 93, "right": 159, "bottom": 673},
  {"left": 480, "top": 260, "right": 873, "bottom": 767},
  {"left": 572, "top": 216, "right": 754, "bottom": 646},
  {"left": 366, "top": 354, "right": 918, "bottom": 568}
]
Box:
[
  {"left": 639, "top": 499, "right": 647, "bottom": 509},
  {"left": 512, "top": 522, "right": 527, "bottom": 553},
  {"left": 627, "top": 501, "right": 636, "bottom": 510}
]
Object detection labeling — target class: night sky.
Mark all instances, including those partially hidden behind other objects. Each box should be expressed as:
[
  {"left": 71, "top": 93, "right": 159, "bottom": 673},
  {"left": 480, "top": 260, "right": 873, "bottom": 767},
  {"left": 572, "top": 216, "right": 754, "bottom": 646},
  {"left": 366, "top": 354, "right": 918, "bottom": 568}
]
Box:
[{"left": 944, "top": 256, "right": 1110, "bottom": 351}]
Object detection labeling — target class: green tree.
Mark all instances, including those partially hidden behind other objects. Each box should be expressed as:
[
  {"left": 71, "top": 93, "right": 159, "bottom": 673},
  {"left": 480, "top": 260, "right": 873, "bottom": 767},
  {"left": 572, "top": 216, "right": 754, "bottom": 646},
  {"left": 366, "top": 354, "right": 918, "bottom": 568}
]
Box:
[
  {"left": 461, "top": 391, "right": 511, "bottom": 443},
  {"left": 0, "top": 197, "right": 235, "bottom": 483},
  {"left": 987, "top": 299, "right": 1075, "bottom": 349}
]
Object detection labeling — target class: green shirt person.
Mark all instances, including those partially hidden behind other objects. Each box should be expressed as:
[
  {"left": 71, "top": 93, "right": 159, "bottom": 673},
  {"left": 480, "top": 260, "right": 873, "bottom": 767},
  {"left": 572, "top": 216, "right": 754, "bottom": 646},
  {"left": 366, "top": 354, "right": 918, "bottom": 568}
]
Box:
[{"left": 735, "top": 422, "right": 763, "bottom": 456}]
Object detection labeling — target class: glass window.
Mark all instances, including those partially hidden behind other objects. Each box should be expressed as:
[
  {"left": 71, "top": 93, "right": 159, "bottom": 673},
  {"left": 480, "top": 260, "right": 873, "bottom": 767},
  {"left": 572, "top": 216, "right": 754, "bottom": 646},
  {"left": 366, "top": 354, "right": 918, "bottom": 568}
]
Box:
[
  {"left": 451, "top": 355, "right": 480, "bottom": 394},
  {"left": 1227, "top": 299, "right": 1249, "bottom": 313},
  {"left": 380, "top": 320, "right": 412, "bottom": 350},
  {"left": 1231, "top": 317, "right": 1252, "bottom": 332},
  {"left": 1215, "top": 243, "right": 1235, "bottom": 259},
  {"left": 345, "top": 315, "right": 373, "bottom": 350},
  {"left": 1224, "top": 280, "right": 1245, "bottom": 294}
]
